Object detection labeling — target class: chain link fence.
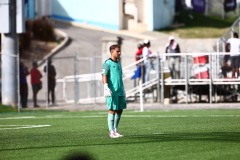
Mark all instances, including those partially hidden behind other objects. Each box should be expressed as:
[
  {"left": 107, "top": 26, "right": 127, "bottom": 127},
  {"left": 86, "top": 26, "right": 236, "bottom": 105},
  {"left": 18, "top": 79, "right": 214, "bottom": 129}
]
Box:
[{"left": 1, "top": 51, "right": 240, "bottom": 110}]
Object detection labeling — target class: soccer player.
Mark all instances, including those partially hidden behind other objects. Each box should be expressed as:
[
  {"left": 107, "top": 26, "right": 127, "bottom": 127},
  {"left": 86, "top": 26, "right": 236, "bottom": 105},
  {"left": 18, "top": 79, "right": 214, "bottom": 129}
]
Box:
[{"left": 102, "top": 44, "right": 127, "bottom": 138}]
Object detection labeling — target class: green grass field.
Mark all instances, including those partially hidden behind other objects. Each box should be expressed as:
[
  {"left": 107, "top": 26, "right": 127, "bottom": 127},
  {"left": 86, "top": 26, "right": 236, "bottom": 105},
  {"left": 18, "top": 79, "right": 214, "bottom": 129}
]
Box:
[{"left": 1, "top": 109, "right": 240, "bottom": 160}]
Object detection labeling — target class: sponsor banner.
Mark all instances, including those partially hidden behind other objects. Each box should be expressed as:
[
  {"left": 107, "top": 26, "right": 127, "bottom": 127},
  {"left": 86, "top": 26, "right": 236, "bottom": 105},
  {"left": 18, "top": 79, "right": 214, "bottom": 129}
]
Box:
[
  {"left": 224, "top": 0, "right": 237, "bottom": 12},
  {"left": 191, "top": 0, "right": 206, "bottom": 13}
]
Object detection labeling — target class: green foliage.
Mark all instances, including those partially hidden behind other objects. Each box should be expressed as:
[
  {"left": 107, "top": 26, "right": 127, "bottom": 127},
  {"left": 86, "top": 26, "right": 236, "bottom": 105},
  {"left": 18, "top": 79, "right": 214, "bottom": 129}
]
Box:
[
  {"left": 174, "top": 10, "right": 234, "bottom": 28},
  {"left": 19, "top": 31, "right": 31, "bottom": 52},
  {"left": 19, "top": 16, "right": 56, "bottom": 52},
  {"left": 160, "top": 10, "right": 238, "bottom": 38},
  {"left": 32, "top": 16, "right": 55, "bottom": 41},
  {"left": 1, "top": 109, "right": 240, "bottom": 160}
]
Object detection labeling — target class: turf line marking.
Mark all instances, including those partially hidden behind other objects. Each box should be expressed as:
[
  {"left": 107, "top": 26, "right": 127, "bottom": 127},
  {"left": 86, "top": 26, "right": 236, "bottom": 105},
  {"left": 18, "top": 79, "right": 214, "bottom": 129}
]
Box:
[
  {"left": 0, "top": 125, "right": 51, "bottom": 130},
  {"left": 153, "top": 132, "right": 164, "bottom": 135},
  {"left": 0, "top": 116, "right": 36, "bottom": 120},
  {"left": 1, "top": 115, "right": 240, "bottom": 121},
  {"left": 123, "top": 115, "right": 240, "bottom": 118}
]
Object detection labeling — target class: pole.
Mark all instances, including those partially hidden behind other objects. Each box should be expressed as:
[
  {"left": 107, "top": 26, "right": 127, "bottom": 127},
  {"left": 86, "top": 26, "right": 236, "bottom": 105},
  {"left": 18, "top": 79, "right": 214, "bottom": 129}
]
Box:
[
  {"left": 156, "top": 52, "right": 160, "bottom": 103},
  {"left": 46, "top": 59, "right": 49, "bottom": 108},
  {"left": 74, "top": 53, "right": 78, "bottom": 106},
  {"left": 185, "top": 54, "right": 188, "bottom": 104},
  {"left": 139, "top": 64, "right": 144, "bottom": 112},
  {"left": 17, "top": 51, "right": 20, "bottom": 112},
  {"left": 209, "top": 53, "right": 212, "bottom": 104},
  {"left": 139, "top": 79, "right": 143, "bottom": 112},
  {"left": 1, "top": 0, "right": 18, "bottom": 107},
  {"left": 161, "top": 60, "right": 164, "bottom": 104}
]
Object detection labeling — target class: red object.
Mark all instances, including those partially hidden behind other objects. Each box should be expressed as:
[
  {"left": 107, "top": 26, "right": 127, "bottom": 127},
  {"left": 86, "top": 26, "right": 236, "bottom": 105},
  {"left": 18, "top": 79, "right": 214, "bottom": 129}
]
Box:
[
  {"left": 30, "top": 68, "right": 42, "bottom": 84},
  {"left": 135, "top": 47, "right": 143, "bottom": 61},
  {"left": 194, "top": 65, "right": 209, "bottom": 79},
  {"left": 193, "top": 55, "right": 208, "bottom": 64}
]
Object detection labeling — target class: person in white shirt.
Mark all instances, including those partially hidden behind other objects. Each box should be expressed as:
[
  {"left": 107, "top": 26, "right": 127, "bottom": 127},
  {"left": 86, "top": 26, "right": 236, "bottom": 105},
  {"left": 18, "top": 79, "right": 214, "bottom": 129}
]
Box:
[
  {"left": 142, "top": 40, "right": 152, "bottom": 83},
  {"left": 226, "top": 32, "right": 240, "bottom": 78}
]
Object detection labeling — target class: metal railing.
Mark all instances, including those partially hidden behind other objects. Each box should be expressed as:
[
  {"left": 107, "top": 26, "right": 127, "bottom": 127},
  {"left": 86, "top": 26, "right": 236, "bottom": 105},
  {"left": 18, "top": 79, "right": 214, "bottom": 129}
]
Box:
[
  {"left": 1, "top": 51, "right": 240, "bottom": 110},
  {"left": 54, "top": 52, "right": 240, "bottom": 106}
]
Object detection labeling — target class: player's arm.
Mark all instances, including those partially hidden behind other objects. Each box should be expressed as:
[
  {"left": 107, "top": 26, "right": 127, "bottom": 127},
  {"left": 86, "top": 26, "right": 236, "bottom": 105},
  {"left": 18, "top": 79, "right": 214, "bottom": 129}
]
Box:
[
  {"left": 102, "top": 63, "right": 111, "bottom": 97},
  {"left": 102, "top": 74, "right": 108, "bottom": 84}
]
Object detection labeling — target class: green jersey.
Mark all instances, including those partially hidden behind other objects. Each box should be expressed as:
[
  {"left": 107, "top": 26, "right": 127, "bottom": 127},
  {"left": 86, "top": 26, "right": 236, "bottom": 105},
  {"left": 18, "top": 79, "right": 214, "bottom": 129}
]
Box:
[{"left": 102, "top": 58, "right": 125, "bottom": 96}]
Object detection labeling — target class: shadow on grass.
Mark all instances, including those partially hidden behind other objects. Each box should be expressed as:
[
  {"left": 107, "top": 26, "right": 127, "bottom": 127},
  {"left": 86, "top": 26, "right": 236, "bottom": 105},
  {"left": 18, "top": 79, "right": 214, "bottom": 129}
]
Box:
[
  {"left": 1, "top": 132, "right": 240, "bottom": 152},
  {"left": 127, "top": 131, "right": 240, "bottom": 143}
]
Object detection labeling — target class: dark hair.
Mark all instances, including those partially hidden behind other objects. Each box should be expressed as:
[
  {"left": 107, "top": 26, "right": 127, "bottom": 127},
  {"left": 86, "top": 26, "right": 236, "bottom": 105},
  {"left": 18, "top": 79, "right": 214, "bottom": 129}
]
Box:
[
  {"left": 32, "top": 61, "right": 38, "bottom": 67},
  {"left": 234, "top": 32, "right": 238, "bottom": 38},
  {"left": 109, "top": 44, "right": 120, "bottom": 53}
]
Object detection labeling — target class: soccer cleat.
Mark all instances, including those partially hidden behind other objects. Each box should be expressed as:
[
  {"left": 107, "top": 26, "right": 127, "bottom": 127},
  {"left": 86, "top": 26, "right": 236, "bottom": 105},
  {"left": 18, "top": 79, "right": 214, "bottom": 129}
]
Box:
[
  {"left": 114, "top": 131, "right": 123, "bottom": 137},
  {"left": 109, "top": 132, "right": 119, "bottom": 138}
]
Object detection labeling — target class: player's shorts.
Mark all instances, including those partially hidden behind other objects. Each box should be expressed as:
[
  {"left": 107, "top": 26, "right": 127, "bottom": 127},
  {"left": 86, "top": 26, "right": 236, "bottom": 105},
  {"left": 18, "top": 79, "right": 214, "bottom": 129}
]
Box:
[
  {"left": 106, "top": 96, "right": 127, "bottom": 110},
  {"left": 231, "top": 56, "right": 240, "bottom": 69}
]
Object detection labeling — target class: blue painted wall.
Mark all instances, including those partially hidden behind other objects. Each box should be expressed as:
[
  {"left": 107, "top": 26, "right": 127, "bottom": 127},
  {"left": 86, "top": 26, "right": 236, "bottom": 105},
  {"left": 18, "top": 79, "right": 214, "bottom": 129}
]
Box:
[
  {"left": 25, "top": 0, "right": 35, "bottom": 19},
  {"left": 51, "top": 0, "right": 120, "bottom": 30},
  {"left": 149, "top": 0, "right": 175, "bottom": 30}
]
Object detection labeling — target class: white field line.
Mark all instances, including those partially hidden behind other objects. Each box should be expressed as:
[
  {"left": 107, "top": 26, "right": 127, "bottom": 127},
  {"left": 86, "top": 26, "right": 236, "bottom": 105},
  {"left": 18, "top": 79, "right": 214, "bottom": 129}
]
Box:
[
  {"left": 0, "top": 116, "right": 36, "bottom": 120},
  {"left": 123, "top": 115, "right": 240, "bottom": 118},
  {"left": 1, "top": 114, "right": 240, "bottom": 120},
  {"left": 0, "top": 125, "right": 51, "bottom": 130}
]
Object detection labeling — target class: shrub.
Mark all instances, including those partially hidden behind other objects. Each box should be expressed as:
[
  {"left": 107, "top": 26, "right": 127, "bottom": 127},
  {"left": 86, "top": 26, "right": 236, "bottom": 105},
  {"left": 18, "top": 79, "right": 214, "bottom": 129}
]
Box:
[
  {"left": 32, "top": 16, "right": 55, "bottom": 41},
  {"left": 19, "top": 31, "right": 31, "bottom": 53}
]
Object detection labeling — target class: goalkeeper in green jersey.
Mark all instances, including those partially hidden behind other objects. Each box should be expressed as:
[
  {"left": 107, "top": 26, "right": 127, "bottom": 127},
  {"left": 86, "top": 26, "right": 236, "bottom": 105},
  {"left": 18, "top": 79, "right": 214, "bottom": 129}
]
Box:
[{"left": 102, "top": 44, "right": 127, "bottom": 138}]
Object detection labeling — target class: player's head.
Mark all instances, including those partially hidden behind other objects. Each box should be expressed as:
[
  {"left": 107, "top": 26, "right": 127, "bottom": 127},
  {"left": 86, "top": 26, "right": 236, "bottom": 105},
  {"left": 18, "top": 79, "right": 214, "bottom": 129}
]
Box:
[
  {"left": 233, "top": 32, "right": 238, "bottom": 38},
  {"left": 168, "top": 36, "right": 175, "bottom": 44},
  {"left": 137, "top": 43, "right": 143, "bottom": 49},
  {"left": 32, "top": 61, "right": 38, "bottom": 68},
  {"left": 109, "top": 44, "right": 121, "bottom": 59},
  {"left": 48, "top": 58, "right": 52, "bottom": 64}
]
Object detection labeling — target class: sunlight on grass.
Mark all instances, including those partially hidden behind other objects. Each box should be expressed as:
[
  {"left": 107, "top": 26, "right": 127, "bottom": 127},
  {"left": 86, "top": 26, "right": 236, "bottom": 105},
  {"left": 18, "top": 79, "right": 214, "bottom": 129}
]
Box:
[
  {"left": 169, "top": 27, "right": 229, "bottom": 38},
  {"left": 1, "top": 110, "right": 240, "bottom": 160},
  {"left": 160, "top": 10, "right": 238, "bottom": 38}
]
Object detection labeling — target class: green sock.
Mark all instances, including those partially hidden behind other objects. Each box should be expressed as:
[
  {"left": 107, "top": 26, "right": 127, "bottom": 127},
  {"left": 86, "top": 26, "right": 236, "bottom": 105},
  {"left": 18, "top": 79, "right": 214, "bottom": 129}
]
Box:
[
  {"left": 108, "top": 113, "right": 115, "bottom": 132},
  {"left": 114, "top": 113, "right": 121, "bottom": 132}
]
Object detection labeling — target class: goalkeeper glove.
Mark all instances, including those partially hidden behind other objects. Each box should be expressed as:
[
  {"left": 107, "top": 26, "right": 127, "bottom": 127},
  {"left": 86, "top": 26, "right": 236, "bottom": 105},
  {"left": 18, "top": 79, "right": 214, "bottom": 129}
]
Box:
[{"left": 104, "top": 83, "right": 112, "bottom": 97}]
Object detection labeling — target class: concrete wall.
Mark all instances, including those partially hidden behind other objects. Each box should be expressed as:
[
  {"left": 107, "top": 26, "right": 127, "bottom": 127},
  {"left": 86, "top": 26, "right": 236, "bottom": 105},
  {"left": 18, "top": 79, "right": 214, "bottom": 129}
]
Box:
[{"left": 51, "top": 0, "right": 121, "bottom": 30}]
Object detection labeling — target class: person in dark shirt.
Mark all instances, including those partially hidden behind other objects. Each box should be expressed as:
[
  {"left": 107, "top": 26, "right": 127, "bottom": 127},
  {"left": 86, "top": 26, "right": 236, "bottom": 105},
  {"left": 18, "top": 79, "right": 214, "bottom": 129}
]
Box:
[
  {"left": 44, "top": 59, "right": 57, "bottom": 105},
  {"left": 19, "top": 62, "right": 29, "bottom": 108}
]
